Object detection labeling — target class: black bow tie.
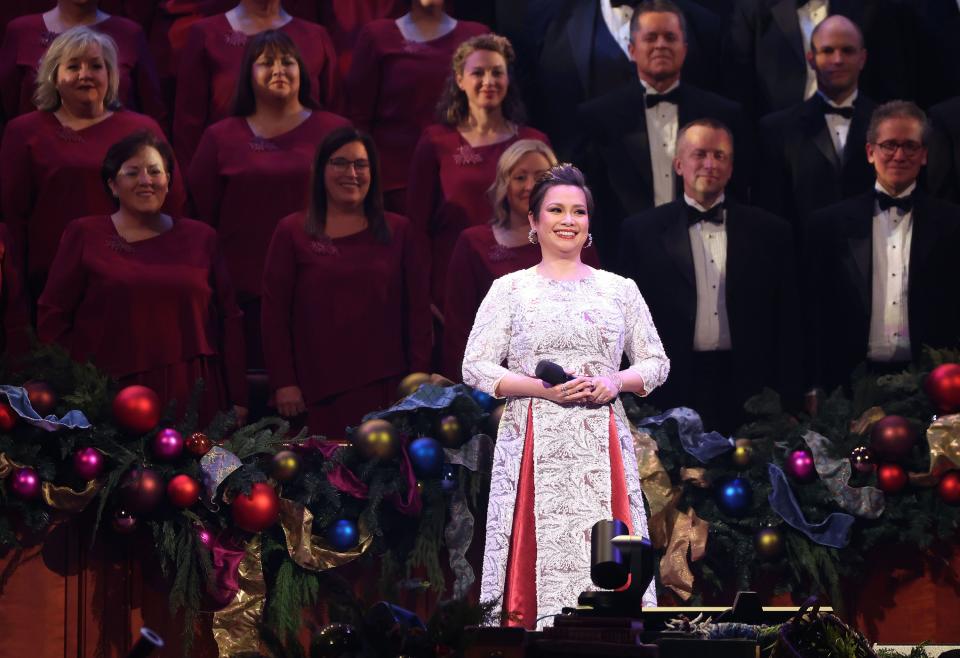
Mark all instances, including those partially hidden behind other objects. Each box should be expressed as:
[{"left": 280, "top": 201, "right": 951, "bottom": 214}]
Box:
[
  {"left": 876, "top": 191, "right": 913, "bottom": 213},
  {"left": 645, "top": 88, "right": 681, "bottom": 108},
  {"left": 686, "top": 202, "right": 725, "bottom": 226},
  {"left": 823, "top": 105, "right": 855, "bottom": 119},
  {"left": 610, "top": 0, "right": 637, "bottom": 7}
]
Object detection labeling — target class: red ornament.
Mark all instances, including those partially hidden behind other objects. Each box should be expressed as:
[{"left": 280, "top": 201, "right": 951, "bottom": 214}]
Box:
[
  {"left": 0, "top": 401, "right": 17, "bottom": 432},
  {"left": 870, "top": 415, "right": 917, "bottom": 463},
  {"left": 73, "top": 447, "right": 105, "bottom": 480},
  {"left": 24, "top": 380, "right": 57, "bottom": 416},
  {"left": 231, "top": 482, "right": 280, "bottom": 533},
  {"left": 185, "top": 432, "right": 212, "bottom": 457},
  {"left": 120, "top": 467, "right": 165, "bottom": 513},
  {"left": 937, "top": 471, "right": 960, "bottom": 505},
  {"left": 167, "top": 474, "right": 201, "bottom": 508},
  {"left": 113, "top": 385, "right": 161, "bottom": 434},
  {"left": 876, "top": 463, "right": 908, "bottom": 494},
  {"left": 785, "top": 449, "right": 817, "bottom": 483},
  {"left": 925, "top": 363, "right": 960, "bottom": 413}
]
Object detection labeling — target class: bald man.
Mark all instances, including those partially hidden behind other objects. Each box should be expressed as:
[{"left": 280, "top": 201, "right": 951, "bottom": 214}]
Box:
[{"left": 756, "top": 15, "right": 877, "bottom": 238}]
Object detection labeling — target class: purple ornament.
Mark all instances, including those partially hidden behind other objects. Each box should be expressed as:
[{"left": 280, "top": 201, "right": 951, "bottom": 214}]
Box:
[
  {"left": 73, "top": 447, "right": 105, "bottom": 480},
  {"left": 785, "top": 449, "right": 817, "bottom": 483},
  {"left": 152, "top": 428, "right": 184, "bottom": 461},
  {"left": 197, "top": 527, "right": 214, "bottom": 548},
  {"left": 10, "top": 467, "right": 42, "bottom": 500},
  {"left": 849, "top": 446, "right": 875, "bottom": 474}
]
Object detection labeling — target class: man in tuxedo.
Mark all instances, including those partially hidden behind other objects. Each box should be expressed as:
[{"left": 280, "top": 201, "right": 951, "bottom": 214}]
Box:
[
  {"left": 756, "top": 15, "right": 875, "bottom": 236},
  {"left": 805, "top": 101, "right": 960, "bottom": 393},
  {"left": 618, "top": 119, "right": 799, "bottom": 433},
  {"left": 577, "top": 0, "right": 743, "bottom": 265},
  {"left": 927, "top": 97, "right": 960, "bottom": 205}
]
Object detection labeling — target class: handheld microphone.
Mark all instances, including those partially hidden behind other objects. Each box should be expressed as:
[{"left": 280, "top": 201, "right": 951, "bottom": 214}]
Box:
[{"left": 535, "top": 360, "right": 575, "bottom": 386}]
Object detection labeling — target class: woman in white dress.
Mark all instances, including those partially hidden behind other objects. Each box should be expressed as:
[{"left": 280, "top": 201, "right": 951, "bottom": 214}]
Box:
[{"left": 462, "top": 164, "right": 669, "bottom": 629}]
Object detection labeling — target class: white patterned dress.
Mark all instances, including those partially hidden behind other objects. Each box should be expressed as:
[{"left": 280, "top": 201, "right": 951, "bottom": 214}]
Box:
[{"left": 462, "top": 267, "right": 669, "bottom": 628}]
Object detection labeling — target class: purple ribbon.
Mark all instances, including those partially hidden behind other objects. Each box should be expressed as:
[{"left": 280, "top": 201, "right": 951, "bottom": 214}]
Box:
[
  {"left": 200, "top": 446, "right": 243, "bottom": 506},
  {"left": 767, "top": 463, "right": 854, "bottom": 548},
  {"left": 0, "top": 385, "right": 90, "bottom": 431},
  {"left": 640, "top": 407, "right": 734, "bottom": 463}
]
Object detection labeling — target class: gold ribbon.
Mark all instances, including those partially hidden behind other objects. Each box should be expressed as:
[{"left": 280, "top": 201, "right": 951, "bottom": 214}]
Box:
[
  {"left": 680, "top": 467, "right": 710, "bottom": 488},
  {"left": 42, "top": 479, "right": 101, "bottom": 512},
  {"left": 850, "top": 406, "right": 886, "bottom": 435},
  {"left": 278, "top": 499, "right": 372, "bottom": 571},
  {"left": 907, "top": 414, "right": 960, "bottom": 487},
  {"left": 659, "top": 508, "right": 708, "bottom": 600},
  {"left": 631, "top": 428, "right": 675, "bottom": 514},
  {"left": 0, "top": 452, "right": 19, "bottom": 478},
  {"left": 212, "top": 536, "right": 265, "bottom": 658}
]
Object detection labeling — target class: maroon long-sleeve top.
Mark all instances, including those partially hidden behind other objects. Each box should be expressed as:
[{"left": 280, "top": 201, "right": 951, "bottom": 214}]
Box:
[
  {"left": 320, "top": 0, "right": 405, "bottom": 76},
  {"left": 344, "top": 19, "right": 487, "bottom": 194},
  {"left": 37, "top": 215, "right": 247, "bottom": 414},
  {"left": 0, "top": 224, "right": 30, "bottom": 357},
  {"left": 405, "top": 124, "right": 549, "bottom": 308},
  {"left": 0, "top": 110, "right": 186, "bottom": 293},
  {"left": 0, "top": 14, "right": 167, "bottom": 128},
  {"left": 187, "top": 111, "right": 351, "bottom": 299},
  {"left": 261, "top": 211, "right": 431, "bottom": 405},
  {"left": 173, "top": 14, "right": 340, "bottom": 167}
]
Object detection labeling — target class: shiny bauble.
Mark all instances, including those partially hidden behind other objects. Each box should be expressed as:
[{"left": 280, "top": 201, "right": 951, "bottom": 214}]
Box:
[
  {"left": 715, "top": 477, "right": 753, "bottom": 516},
  {"left": 185, "top": 432, "right": 212, "bottom": 457},
  {"left": 437, "top": 415, "right": 464, "bottom": 448},
  {"left": 353, "top": 419, "right": 399, "bottom": 461},
  {"left": 870, "top": 415, "right": 917, "bottom": 463},
  {"left": 120, "top": 467, "right": 165, "bottom": 514},
  {"left": 849, "top": 446, "right": 875, "bottom": 474},
  {"left": 167, "top": 474, "right": 201, "bottom": 508},
  {"left": 925, "top": 363, "right": 960, "bottom": 413},
  {"left": 112, "top": 385, "right": 161, "bottom": 434},
  {"left": 731, "top": 443, "right": 753, "bottom": 468},
  {"left": 152, "top": 428, "right": 184, "bottom": 461},
  {"left": 440, "top": 463, "right": 458, "bottom": 493},
  {"left": 231, "top": 482, "right": 280, "bottom": 533},
  {"left": 937, "top": 471, "right": 960, "bottom": 505},
  {"left": 9, "top": 466, "right": 41, "bottom": 500},
  {"left": 754, "top": 527, "right": 785, "bottom": 559},
  {"left": 876, "top": 463, "right": 908, "bottom": 494},
  {"left": 409, "top": 437, "right": 444, "bottom": 479},
  {"left": 198, "top": 527, "right": 214, "bottom": 548},
  {"left": 0, "top": 401, "right": 17, "bottom": 432},
  {"left": 397, "top": 372, "right": 431, "bottom": 398},
  {"left": 24, "top": 380, "right": 57, "bottom": 416},
  {"left": 271, "top": 450, "right": 300, "bottom": 482},
  {"left": 111, "top": 508, "right": 138, "bottom": 534},
  {"left": 73, "top": 447, "right": 105, "bottom": 480},
  {"left": 313, "top": 623, "right": 360, "bottom": 658},
  {"left": 470, "top": 389, "right": 496, "bottom": 412},
  {"left": 487, "top": 403, "right": 505, "bottom": 434},
  {"left": 785, "top": 449, "right": 817, "bottom": 483},
  {"left": 326, "top": 519, "right": 360, "bottom": 551}
]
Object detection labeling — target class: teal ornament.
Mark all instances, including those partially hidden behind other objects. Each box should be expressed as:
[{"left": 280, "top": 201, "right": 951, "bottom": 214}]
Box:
[
  {"left": 326, "top": 519, "right": 359, "bottom": 551},
  {"left": 409, "top": 437, "right": 444, "bottom": 478},
  {"left": 716, "top": 476, "right": 753, "bottom": 516}
]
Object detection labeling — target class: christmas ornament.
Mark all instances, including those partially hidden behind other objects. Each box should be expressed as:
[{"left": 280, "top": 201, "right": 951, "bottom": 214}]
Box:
[
  {"left": 440, "top": 463, "right": 458, "bottom": 493},
  {"left": 326, "top": 519, "right": 359, "bottom": 551},
  {"left": 120, "top": 467, "right": 165, "bottom": 514},
  {"left": 353, "top": 419, "right": 399, "bottom": 461},
  {"left": 198, "top": 526, "right": 214, "bottom": 548},
  {"left": 398, "top": 372, "right": 431, "bottom": 398},
  {"left": 731, "top": 441, "right": 753, "bottom": 468},
  {"left": 0, "top": 401, "right": 17, "bottom": 432},
  {"left": 73, "top": 447, "right": 105, "bottom": 480},
  {"left": 849, "top": 446, "right": 875, "bottom": 474},
  {"left": 876, "top": 463, "right": 908, "bottom": 494},
  {"left": 409, "top": 437, "right": 444, "bottom": 478},
  {"left": 870, "top": 415, "right": 917, "bottom": 463},
  {"left": 152, "top": 428, "right": 184, "bottom": 461},
  {"left": 937, "top": 471, "right": 960, "bottom": 505},
  {"left": 272, "top": 450, "right": 300, "bottom": 482},
  {"left": 437, "top": 415, "right": 464, "bottom": 448},
  {"left": 313, "top": 623, "right": 360, "bottom": 658},
  {"left": 111, "top": 508, "right": 138, "bottom": 534},
  {"left": 231, "top": 482, "right": 280, "bottom": 532},
  {"left": 167, "top": 474, "right": 201, "bottom": 508},
  {"left": 785, "top": 449, "right": 817, "bottom": 483},
  {"left": 113, "top": 385, "right": 161, "bottom": 434},
  {"left": 715, "top": 477, "right": 752, "bottom": 516},
  {"left": 9, "top": 466, "right": 41, "bottom": 500},
  {"left": 470, "top": 389, "right": 496, "bottom": 411},
  {"left": 185, "top": 432, "right": 212, "bottom": 457},
  {"left": 925, "top": 363, "right": 960, "bottom": 413},
  {"left": 487, "top": 403, "right": 505, "bottom": 434},
  {"left": 23, "top": 380, "right": 57, "bottom": 416},
  {"left": 754, "top": 527, "right": 784, "bottom": 559}
]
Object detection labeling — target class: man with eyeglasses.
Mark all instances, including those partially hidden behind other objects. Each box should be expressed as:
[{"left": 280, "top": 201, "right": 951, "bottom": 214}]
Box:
[{"left": 804, "top": 101, "right": 960, "bottom": 394}]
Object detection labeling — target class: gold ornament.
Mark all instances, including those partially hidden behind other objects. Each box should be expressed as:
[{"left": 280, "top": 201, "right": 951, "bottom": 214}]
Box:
[
  {"left": 353, "top": 419, "right": 399, "bottom": 461},
  {"left": 397, "top": 372, "right": 431, "bottom": 398}
]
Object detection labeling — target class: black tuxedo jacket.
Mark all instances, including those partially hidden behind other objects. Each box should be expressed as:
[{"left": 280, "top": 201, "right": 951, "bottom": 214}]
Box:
[
  {"left": 804, "top": 191, "right": 960, "bottom": 391},
  {"left": 916, "top": 0, "right": 960, "bottom": 105},
  {"left": 757, "top": 93, "right": 876, "bottom": 235},
  {"left": 577, "top": 80, "right": 746, "bottom": 265},
  {"left": 617, "top": 199, "right": 801, "bottom": 411},
  {"left": 928, "top": 97, "right": 960, "bottom": 205}
]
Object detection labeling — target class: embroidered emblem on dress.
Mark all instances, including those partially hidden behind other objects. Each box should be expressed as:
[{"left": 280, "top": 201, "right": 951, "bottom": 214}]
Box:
[
  {"left": 248, "top": 137, "right": 279, "bottom": 152},
  {"left": 39, "top": 29, "right": 57, "bottom": 48},
  {"left": 224, "top": 30, "right": 248, "bottom": 47},
  {"left": 310, "top": 237, "right": 339, "bottom": 256},
  {"left": 401, "top": 39, "right": 427, "bottom": 54},
  {"left": 106, "top": 235, "right": 135, "bottom": 253},
  {"left": 488, "top": 243, "right": 515, "bottom": 262},
  {"left": 453, "top": 144, "right": 483, "bottom": 166},
  {"left": 56, "top": 126, "right": 83, "bottom": 143}
]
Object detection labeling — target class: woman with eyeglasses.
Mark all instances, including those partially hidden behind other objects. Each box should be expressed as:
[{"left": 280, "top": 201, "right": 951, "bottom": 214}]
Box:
[
  {"left": 188, "top": 30, "right": 350, "bottom": 367},
  {"left": 38, "top": 130, "right": 248, "bottom": 425},
  {"left": 261, "top": 127, "right": 431, "bottom": 437}
]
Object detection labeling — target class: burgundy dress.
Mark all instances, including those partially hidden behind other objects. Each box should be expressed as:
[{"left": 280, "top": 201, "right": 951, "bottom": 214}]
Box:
[
  {"left": 0, "top": 110, "right": 186, "bottom": 297},
  {"left": 261, "top": 211, "right": 431, "bottom": 438},
  {"left": 320, "top": 0, "right": 405, "bottom": 76},
  {"left": 37, "top": 215, "right": 247, "bottom": 421},
  {"left": 187, "top": 110, "right": 351, "bottom": 365},
  {"left": 0, "top": 224, "right": 29, "bottom": 357},
  {"left": 440, "top": 225, "right": 601, "bottom": 381},
  {"left": 345, "top": 19, "right": 488, "bottom": 208},
  {"left": 405, "top": 124, "right": 549, "bottom": 308},
  {"left": 173, "top": 14, "right": 340, "bottom": 167},
  {"left": 0, "top": 14, "right": 166, "bottom": 128}
]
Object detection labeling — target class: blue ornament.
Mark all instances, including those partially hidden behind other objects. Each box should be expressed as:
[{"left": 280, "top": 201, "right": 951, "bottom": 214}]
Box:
[
  {"left": 716, "top": 477, "right": 753, "bottom": 516},
  {"left": 440, "top": 463, "right": 458, "bottom": 493},
  {"left": 470, "top": 388, "right": 496, "bottom": 412},
  {"left": 326, "top": 519, "right": 359, "bottom": 551},
  {"left": 409, "top": 437, "right": 444, "bottom": 478}
]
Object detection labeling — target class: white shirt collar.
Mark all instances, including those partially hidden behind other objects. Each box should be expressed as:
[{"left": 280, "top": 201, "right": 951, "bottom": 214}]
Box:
[
  {"left": 874, "top": 181, "right": 917, "bottom": 199},
  {"left": 684, "top": 192, "right": 726, "bottom": 213},
  {"left": 640, "top": 78, "right": 681, "bottom": 96},
  {"left": 817, "top": 88, "right": 858, "bottom": 109}
]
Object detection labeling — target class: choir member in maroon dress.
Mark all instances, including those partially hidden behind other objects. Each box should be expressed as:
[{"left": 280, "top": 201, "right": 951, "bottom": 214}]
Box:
[
  {"left": 262, "top": 127, "right": 431, "bottom": 437},
  {"left": 38, "top": 131, "right": 247, "bottom": 423},
  {"left": 0, "top": 224, "right": 30, "bottom": 358},
  {"left": 0, "top": 0, "right": 166, "bottom": 130},
  {"left": 405, "top": 33, "right": 548, "bottom": 313},
  {"left": 0, "top": 27, "right": 185, "bottom": 300},
  {"left": 345, "top": 0, "right": 487, "bottom": 212},
  {"left": 321, "top": 0, "right": 405, "bottom": 78},
  {"left": 173, "top": 0, "right": 340, "bottom": 168}
]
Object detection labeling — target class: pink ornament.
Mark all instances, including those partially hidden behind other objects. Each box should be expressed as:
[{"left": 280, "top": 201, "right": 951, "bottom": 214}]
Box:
[
  {"left": 152, "top": 428, "right": 184, "bottom": 461},
  {"left": 785, "top": 449, "right": 817, "bottom": 483},
  {"left": 10, "top": 467, "right": 42, "bottom": 500},
  {"left": 73, "top": 447, "right": 105, "bottom": 480},
  {"left": 198, "top": 527, "right": 214, "bottom": 548}
]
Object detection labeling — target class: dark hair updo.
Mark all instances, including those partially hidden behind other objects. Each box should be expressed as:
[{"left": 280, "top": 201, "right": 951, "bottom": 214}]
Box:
[{"left": 527, "top": 164, "right": 595, "bottom": 221}]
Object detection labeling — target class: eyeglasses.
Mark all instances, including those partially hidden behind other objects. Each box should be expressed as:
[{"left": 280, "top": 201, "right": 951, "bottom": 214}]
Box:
[
  {"left": 328, "top": 157, "right": 370, "bottom": 172},
  {"left": 873, "top": 140, "right": 924, "bottom": 157},
  {"left": 118, "top": 168, "right": 167, "bottom": 179}
]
